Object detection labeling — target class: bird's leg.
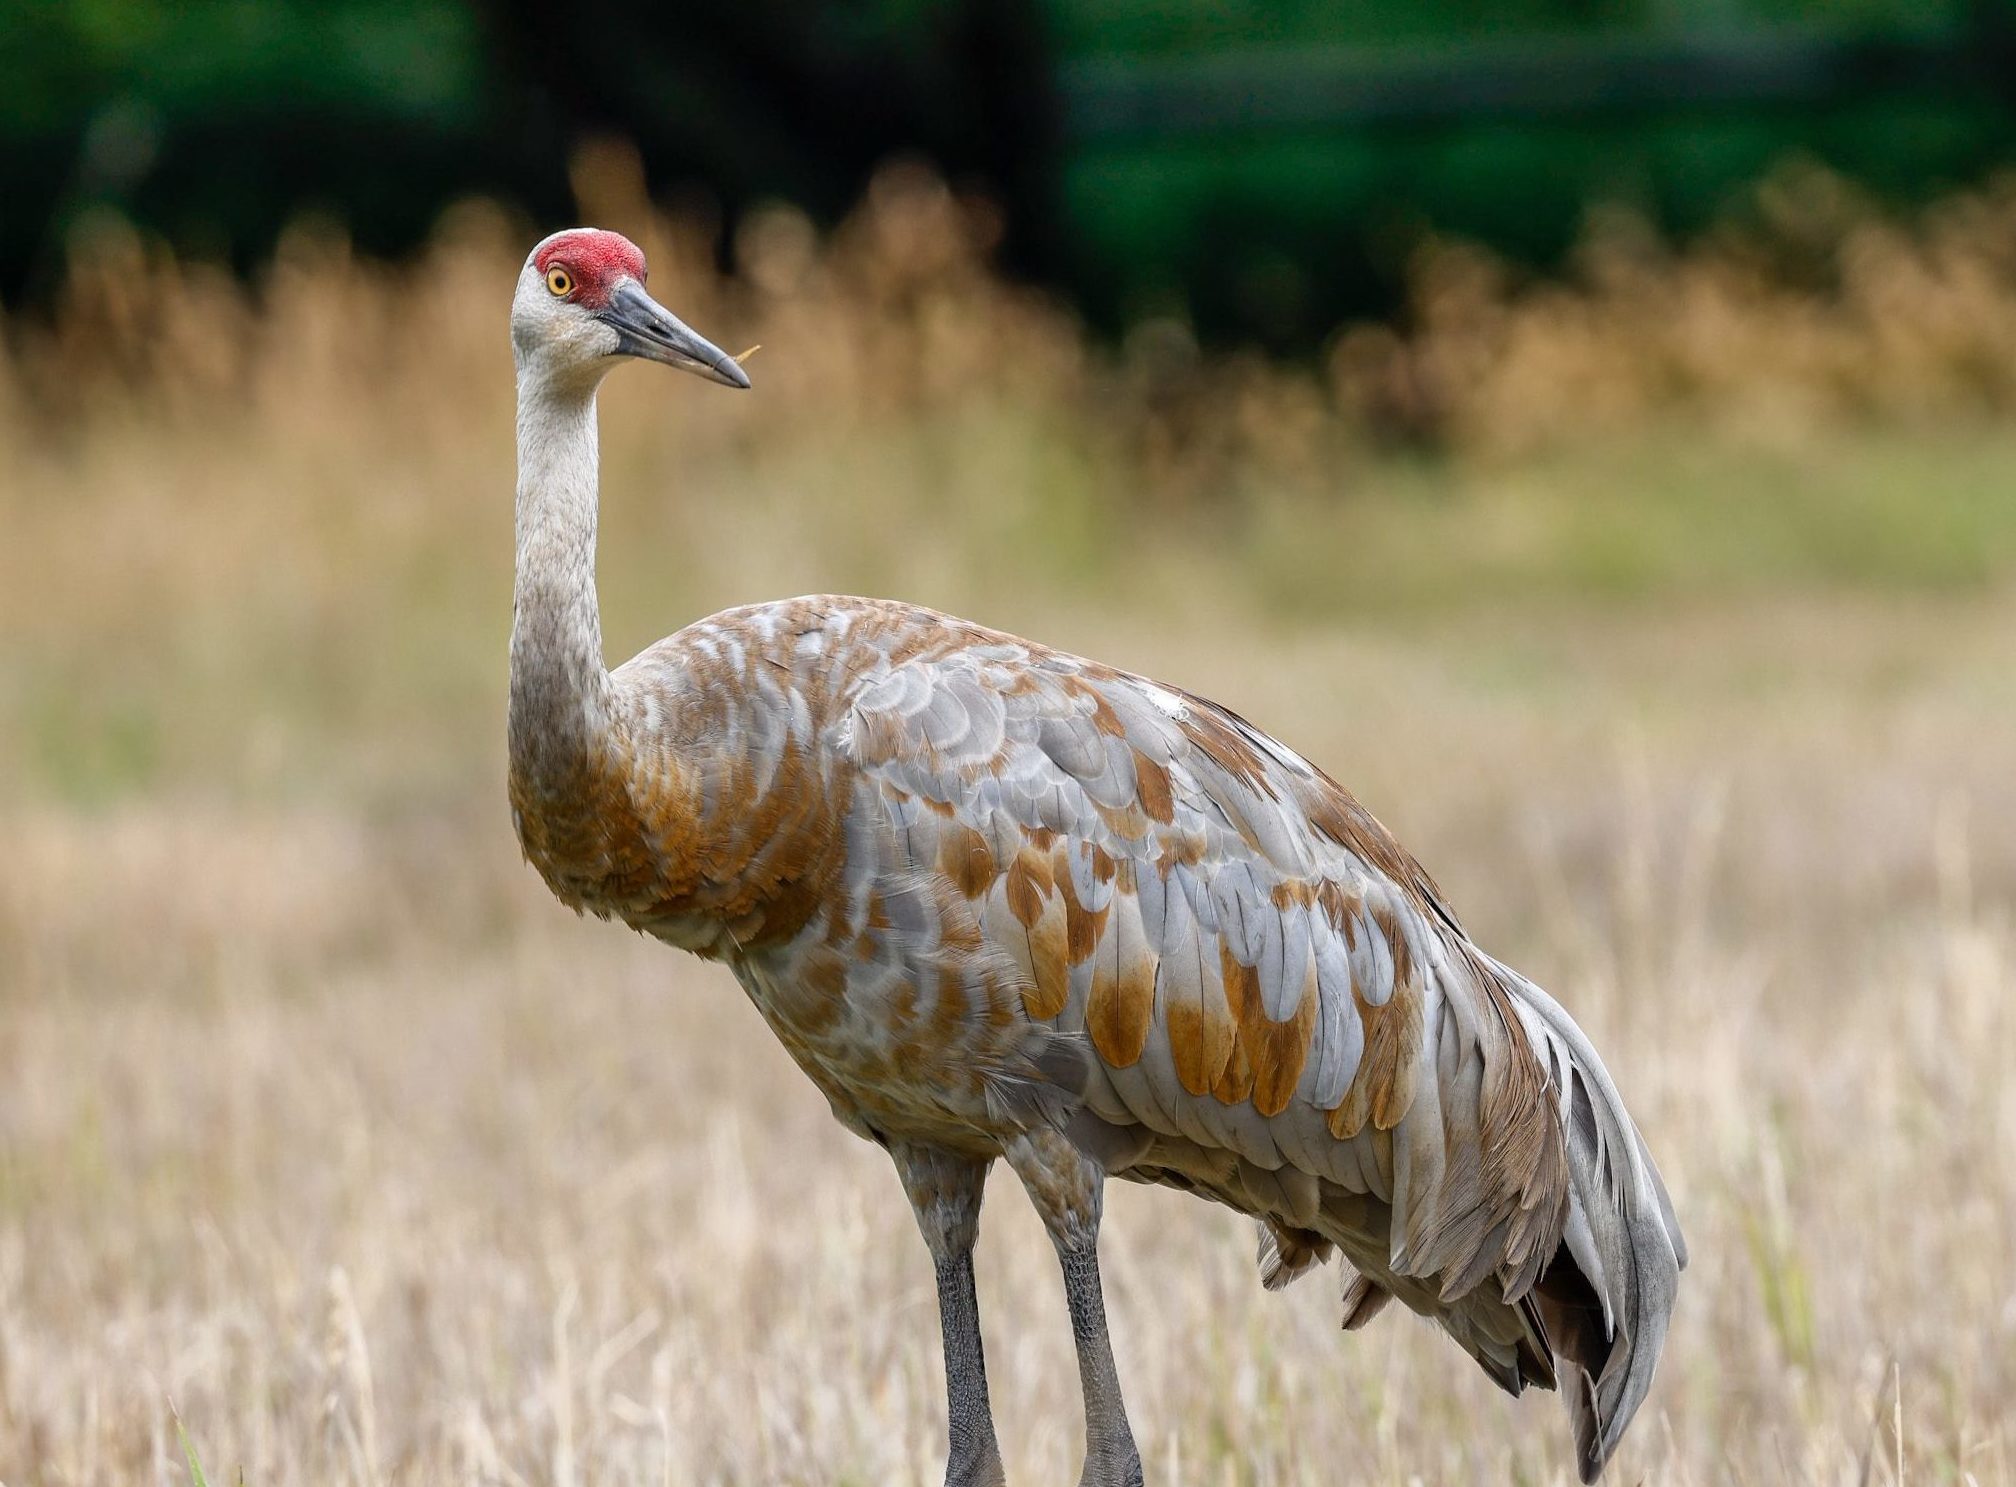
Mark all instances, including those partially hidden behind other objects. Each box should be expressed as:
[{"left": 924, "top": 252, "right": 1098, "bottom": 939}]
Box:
[
  {"left": 1005, "top": 1128, "right": 1143, "bottom": 1487},
  {"left": 892, "top": 1143, "right": 1006, "bottom": 1487}
]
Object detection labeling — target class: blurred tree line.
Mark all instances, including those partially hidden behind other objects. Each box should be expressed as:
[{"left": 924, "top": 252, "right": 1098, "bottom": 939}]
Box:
[{"left": 4, "top": 0, "right": 2014, "bottom": 345}]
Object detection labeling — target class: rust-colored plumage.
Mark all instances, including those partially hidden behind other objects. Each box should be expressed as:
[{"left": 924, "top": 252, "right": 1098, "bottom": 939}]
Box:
[{"left": 506, "top": 229, "right": 1686, "bottom": 1486}]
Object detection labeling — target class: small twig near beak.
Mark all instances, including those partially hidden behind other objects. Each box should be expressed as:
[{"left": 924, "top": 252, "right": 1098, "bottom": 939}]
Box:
[{"left": 733, "top": 345, "right": 762, "bottom": 365}]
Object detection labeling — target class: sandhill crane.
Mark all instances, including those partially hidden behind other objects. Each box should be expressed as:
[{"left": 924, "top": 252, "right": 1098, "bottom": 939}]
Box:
[{"left": 507, "top": 227, "right": 1685, "bottom": 1485}]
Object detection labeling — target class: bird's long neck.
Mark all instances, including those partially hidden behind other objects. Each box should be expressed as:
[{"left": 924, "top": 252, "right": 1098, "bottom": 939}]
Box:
[{"left": 509, "top": 368, "right": 619, "bottom": 797}]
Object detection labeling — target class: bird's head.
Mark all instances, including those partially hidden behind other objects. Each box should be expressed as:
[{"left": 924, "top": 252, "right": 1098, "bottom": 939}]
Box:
[{"left": 510, "top": 227, "right": 750, "bottom": 391}]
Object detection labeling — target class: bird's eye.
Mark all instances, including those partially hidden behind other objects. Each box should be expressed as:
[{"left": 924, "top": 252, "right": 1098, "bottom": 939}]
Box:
[{"left": 545, "top": 266, "right": 574, "bottom": 298}]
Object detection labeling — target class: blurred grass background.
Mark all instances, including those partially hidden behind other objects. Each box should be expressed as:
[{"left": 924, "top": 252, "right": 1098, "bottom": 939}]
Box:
[{"left": 3, "top": 4, "right": 2015, "bottom": 1485}]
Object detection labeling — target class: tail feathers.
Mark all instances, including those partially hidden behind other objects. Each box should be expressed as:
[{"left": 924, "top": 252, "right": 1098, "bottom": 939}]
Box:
[
  {"left": 1339, "top": 1268, "right": 1391, "bottom": 1330},
  {"left": 1505, "top": 967, "right": 1686, "bottom": 1483},
  {"left": 1256, "top": 1221, "right": 1333, "bottom": 1291},
  {"left": 1535, "top": 1249, "right": 1619, "bottom": 1483},
  {"left": 1439, "top": 1286, "right": 1560, "bottom": 1396}
]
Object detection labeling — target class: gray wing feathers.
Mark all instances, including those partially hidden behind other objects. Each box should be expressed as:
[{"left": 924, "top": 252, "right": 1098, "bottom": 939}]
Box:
[{"left": 1306, "top": 933, "right": 1363, "bottom": 1106}]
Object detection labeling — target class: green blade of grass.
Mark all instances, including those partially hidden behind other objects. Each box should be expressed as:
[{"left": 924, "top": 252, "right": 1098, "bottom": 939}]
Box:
[{"left": 170, "top": 1404, "right": 211, "bottom": 1487}]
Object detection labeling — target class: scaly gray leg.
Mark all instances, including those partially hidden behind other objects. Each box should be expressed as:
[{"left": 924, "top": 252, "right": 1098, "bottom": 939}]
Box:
[
  {"left": 893, "top": 1143, "right": 1006, "bottom": 1487},
  {"left": 1005, "top": 1129, "right": 1143, "bottom": 1487}
]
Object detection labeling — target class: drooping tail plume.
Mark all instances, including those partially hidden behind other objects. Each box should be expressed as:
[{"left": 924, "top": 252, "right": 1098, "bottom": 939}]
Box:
[{"left": 1502, "top": 966, "right": 1687, "bottom": 1482}]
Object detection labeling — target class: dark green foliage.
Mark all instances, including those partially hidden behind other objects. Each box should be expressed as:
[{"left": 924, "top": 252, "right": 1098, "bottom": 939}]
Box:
[{"left": 3, "top": 0, "right": 2014, "bottom": 341}]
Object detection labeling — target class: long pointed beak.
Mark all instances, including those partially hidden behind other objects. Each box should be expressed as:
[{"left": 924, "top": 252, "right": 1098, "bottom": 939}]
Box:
[{"left": 598, "top": 280, "right": 750, "bottom": 389}]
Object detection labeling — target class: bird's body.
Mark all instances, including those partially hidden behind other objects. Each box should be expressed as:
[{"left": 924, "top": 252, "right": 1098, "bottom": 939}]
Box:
[{"left": 506, "top": 228, "right": 1685, "bottom": 1485}]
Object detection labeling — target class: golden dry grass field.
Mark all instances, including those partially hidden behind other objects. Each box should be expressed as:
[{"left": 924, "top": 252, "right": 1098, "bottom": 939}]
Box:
[{"left": 2, "top": 164, "right": 2014, "bottom": 1485}]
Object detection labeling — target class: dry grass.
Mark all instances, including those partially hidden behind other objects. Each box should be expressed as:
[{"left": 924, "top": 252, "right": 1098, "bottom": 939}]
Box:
[
  {"left": 2, "top": 156, "right": 2014, "bottom": 1485},
  {"left": 1331, "top": 162, "right": 2016, "bottom": 455}
]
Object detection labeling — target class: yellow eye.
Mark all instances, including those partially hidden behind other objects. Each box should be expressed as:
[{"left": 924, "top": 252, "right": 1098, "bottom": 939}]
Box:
[{"left": 545, "top": 266, "right": 574, "bottom": 297}]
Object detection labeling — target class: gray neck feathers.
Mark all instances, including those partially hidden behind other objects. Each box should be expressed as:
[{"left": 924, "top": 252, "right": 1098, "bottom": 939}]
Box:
[{"left": 509, "top": 366, "right": 617, "bottom": 792}]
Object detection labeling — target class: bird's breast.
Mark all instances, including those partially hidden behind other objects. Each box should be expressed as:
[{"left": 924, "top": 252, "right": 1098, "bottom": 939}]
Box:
[{"left": 509, "top": 709, "right": 852, "bottom": 956}]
